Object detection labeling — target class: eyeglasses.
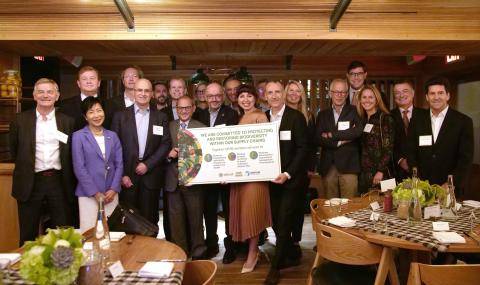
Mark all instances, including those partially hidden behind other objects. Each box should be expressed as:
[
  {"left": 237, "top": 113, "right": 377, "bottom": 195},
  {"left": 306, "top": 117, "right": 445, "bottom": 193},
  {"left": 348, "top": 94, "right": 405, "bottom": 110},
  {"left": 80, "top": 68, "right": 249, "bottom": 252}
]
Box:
[
  {"left": 196, "top": 89, "right": 206, "bottom": 94},
  {"left": 348, "top": 72, "right": 365, "bottom": 78},
  {"left": 177, "top": 106, "right": 193, "bottom": 112},
  {"left": 330, "top": 91, "right": 347, "bottom": 96},
  {"left": 135, "top": 89, "right": 152, "bottom": 94},
  {"left": 206, "top": 94, "right": 223, "bottom": 100}
]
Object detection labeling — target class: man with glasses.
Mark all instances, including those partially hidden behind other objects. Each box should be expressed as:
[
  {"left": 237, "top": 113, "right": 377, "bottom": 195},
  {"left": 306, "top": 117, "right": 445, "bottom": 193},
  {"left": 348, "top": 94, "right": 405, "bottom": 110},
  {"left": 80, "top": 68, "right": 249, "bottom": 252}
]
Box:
[
  {"left": 197, "top": 82, "right": 239, "bottom": 262},
  {"left": 164, "top": 96, "right": 207, "bottom": 259},
  {"left": 346, "top": 60, "right": 368, "bottom": 106},
  {"left": 111, "top": 78, "right": 172, "bottom": 225},
  {"left": 315, "top": 78, "right": 363, "bottom": 199},
  {"left": 105, "top": 66, "right": 143, "bottom": 128},
  {"left": 391, "top": 80, "right": 425, "bottom": 181}
]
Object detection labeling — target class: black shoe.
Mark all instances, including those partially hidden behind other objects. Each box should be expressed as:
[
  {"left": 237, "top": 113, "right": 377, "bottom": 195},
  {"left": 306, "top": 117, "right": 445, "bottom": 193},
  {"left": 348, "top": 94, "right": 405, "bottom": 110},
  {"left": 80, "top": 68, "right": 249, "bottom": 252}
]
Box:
[
  {"left": 222, "top": 248, "right": 236, "bottom": 264},
  {"left": 289, "top": 244, "right": 302, "bottom": 260},
  {"left": 278, "top": 257, "right": 301, "bottom": 269},
  {"left": 205, "top": 245, "right": 219, "bottom": 259},
  {"left": 264, "top": 269, "right": 280, "bottom": 285}
]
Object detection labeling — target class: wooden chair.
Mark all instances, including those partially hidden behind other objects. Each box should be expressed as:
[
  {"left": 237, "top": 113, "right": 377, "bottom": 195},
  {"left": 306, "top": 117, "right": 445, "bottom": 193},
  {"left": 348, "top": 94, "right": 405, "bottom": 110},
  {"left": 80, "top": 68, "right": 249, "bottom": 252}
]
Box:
[
  {"left": 182, "top": 260, "right": 217, "bottom": 285},
  {"left": 310, "top": 197, "right": 370, "bottom": 226},
  {"left": 407, "top": 262, "right": 480, "bottom": 285},
  {"left": 307, "top": 223, "right": 399, "bottom": 285}
]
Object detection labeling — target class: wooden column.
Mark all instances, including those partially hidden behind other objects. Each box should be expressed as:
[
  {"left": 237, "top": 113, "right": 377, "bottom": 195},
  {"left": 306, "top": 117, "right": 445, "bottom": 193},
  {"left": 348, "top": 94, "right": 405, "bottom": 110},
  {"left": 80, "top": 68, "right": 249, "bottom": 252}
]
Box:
[{"left": 0, "top": 163, "right": 19, "bottom": 250}]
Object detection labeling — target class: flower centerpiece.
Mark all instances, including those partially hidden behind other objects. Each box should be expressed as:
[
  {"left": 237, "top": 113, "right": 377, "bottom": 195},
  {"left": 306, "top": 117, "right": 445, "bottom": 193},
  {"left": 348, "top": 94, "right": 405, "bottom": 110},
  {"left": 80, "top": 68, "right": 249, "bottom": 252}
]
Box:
[
  {"left": 392, "top": 178, "right": 446, "bottom": 207},
  {"left": 19, "top": 227, "right": 84, "bottom": 285}
]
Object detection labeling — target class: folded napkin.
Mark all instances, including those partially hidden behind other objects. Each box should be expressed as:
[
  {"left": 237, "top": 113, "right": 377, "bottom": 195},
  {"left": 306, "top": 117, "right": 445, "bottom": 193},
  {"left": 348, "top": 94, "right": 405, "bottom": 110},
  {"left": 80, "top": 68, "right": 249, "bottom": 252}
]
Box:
[
  {"left": 138, "top": 261, "right": 174, "bottom": 278},
  {"left": 328, "top": 216, "right": 356, "bottom": 228},
  {"left": 0, "top": 253, "right": 21, "bottom": 266},
  {"left": 432, "top": 231, "right": 466, "bottom": 244},
  {"left": 110, "top": 232, "right": 126, "bottom": 242},
  {"left": 324, "top": 198, "right": 349, "bottom": 206},
  {"left": 463, "top": 200, "right": 480, "bottom": 208}
]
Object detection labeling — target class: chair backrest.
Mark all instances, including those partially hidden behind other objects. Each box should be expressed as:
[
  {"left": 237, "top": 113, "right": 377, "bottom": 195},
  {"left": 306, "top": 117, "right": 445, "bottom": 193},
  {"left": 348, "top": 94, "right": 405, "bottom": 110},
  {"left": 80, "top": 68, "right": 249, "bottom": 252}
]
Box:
[
  {"left": 310, "top": 198, "right": 370, "bottom": 222},
  {"left": 407, "top": 263, "right": 480, "bottom": 285},
  {"left": 182, "top": 260, "right": 217, "bottom": 285},
  {"left": 314, "top": 223, "right": 383, "bottom": 265}
]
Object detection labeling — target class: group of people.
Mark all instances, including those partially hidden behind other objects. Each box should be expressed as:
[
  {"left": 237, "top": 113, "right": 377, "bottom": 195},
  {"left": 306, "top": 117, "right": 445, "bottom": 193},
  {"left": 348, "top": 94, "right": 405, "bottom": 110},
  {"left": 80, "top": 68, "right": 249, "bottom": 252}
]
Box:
[{"left": 9, "top": 60, "right": 474, "bottom": 285}]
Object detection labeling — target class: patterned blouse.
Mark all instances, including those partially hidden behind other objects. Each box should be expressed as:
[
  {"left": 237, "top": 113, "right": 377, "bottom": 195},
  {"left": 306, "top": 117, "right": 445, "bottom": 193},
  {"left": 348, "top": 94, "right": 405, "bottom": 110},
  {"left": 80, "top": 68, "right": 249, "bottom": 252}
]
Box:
[{"left": 360, "top": 111, "right": 395, "bottom": 179}]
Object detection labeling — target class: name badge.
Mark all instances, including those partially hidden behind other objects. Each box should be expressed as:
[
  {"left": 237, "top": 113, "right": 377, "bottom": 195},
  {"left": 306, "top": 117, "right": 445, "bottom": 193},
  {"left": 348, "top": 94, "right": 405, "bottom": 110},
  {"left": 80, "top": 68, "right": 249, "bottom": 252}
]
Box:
[
  {"left": 280, "top": 130, "right": 291, "bottom": 141},
  {"left": 55, "top": 130, "right": 68, "bottom": 144},
  {"left": 338, "top": 121, "right": 350, "bottom": 131},
  {"left": 108, "top": 260, "right": 125, "bottom": 278},
  {"left": 363, "top": 123, "right": 374, "bottom": 133},
  {"left": 370, "top": 201, "right": 380, "bottom": 211},
  {"left": 153, "top": 125, "right": 163, "bottom": 136},
  {"left": 380, "top": 178, "right": 397, "bottom": 192},
  {"left": 419, "top": 135, "right": 432, "bottom": 146}
]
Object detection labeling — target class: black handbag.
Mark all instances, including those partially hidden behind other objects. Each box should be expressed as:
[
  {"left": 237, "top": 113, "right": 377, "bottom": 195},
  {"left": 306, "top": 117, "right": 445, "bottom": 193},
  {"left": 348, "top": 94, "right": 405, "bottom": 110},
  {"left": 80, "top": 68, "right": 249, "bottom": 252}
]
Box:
[{"left": 107, "top": 203, "right": 159, "bottom": 237}]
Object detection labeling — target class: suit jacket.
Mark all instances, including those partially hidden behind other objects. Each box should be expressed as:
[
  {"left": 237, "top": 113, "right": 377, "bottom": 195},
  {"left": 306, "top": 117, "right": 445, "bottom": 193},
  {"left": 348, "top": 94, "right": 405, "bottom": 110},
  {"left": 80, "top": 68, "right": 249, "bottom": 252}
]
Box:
[
  {"left": 104, "top": 96, "right": 127, "bottom": 129},
  {"left": 266, "top": 105, "right": 309, "bottom": 190},
  {"left": 9, "top": 109, "right": 76, "bottom": 202},
  {"left": 391, "top": 107, "right": 426, "bottom": 179},
  {"left": 407, "top": 107, "right": 474, "bottom": 191},
  {"left": 197, "top": 104, "right": 239, "bottom": 127},
  {"left": 111, "top": 105, "right": 171, "bottom": 189},
  {"left": 315, "top": 104, "right": 363, "bottom": 176},
  {"left": 72, "top": 126, "right": 123, "bottom": 197},
  {"left": 58, "top": 95, "right": 87, "bottom": 131},
  {"left": 159, "top": 105, "right": 175, "bottom": 122},
  {"left": 164, "top": 119, "right": 206, "bottom": 192}
]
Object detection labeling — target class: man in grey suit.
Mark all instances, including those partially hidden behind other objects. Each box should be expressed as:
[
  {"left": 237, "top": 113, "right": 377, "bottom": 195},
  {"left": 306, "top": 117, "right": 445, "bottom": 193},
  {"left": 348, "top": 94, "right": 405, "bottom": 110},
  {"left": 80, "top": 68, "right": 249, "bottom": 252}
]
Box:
[{"left": 164, "top": 96, "right": 207, "bottom": 259}]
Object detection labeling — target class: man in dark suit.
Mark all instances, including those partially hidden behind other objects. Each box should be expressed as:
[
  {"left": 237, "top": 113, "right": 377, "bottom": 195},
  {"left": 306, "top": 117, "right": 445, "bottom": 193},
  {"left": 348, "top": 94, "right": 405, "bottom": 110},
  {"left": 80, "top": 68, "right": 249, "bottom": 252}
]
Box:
[
  {"left": 104, "top": 66, "right": 143, "bottom": 128},
  {"left": 111, "top": 78, "right": 172, "bottom": 225},
  {"left": 346, "top": 60, "right": 367, "bottom": 106},
  {"left": 10, "top": 78, "right": 76, "bottom": 245},
  {"left": 264, "top": 81, "right": 308, "bottom": 285},
  {"left": 58, "top": 66, "right": 101, "bottom": 131},
  {"left": 316, "top": 78, "right": 363, "bottom": 199},
  {"left": 391, "top": 80, "right": 426, "bottom": 181},
  {"left": 164, "top": 96, "right": 207, "bottom": 259},
  {"left": 407, "top": 76, "right": 473, "bottom": 196},
  {"left": 197, "top": 82, "right": 239, "bottom": 261}
]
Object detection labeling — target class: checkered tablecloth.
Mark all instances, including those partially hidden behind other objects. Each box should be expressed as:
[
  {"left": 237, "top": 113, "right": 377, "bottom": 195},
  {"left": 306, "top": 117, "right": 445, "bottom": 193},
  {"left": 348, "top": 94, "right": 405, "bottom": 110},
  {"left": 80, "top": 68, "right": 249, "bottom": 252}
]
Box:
[
  {"left": 1, "top": 270, "right": 183, "bottom": 285},
  {"left": 322, "top": 205, "right": 480, "bottom": 252}
]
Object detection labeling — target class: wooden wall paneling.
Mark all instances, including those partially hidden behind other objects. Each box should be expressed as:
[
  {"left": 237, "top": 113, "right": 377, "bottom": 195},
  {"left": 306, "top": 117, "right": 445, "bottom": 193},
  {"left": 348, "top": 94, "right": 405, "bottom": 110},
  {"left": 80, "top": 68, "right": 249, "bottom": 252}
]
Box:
[{"left": 0, "top": 163, "right": 19, "bottom": 251}]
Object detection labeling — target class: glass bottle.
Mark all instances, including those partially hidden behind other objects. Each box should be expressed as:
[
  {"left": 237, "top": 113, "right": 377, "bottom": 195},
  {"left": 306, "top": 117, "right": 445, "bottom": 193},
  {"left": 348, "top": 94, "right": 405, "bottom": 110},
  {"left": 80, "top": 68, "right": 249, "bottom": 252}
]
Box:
[
  {"left": 94, "top": 196, "right": 111, "bottom": 267},
  {"left": 410, "top": 167, "right": 422, "bottom": 222},
  {"left": 442, "top": 174, "right": 458, "bottom": 220}
]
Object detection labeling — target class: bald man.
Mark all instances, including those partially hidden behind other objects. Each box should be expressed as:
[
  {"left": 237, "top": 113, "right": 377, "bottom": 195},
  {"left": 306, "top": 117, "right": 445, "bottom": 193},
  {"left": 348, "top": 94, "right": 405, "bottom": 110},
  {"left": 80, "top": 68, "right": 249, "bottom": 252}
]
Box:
[{"left": 111, "top": 78, "right": 172, "bottom": 225}]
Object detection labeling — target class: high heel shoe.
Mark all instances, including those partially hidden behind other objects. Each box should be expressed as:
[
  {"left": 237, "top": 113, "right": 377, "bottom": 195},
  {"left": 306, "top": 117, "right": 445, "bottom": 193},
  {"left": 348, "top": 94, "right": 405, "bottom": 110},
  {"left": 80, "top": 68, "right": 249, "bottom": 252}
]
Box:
[{"left": 241, "top": 252, "right": 259, "bottom": 273}]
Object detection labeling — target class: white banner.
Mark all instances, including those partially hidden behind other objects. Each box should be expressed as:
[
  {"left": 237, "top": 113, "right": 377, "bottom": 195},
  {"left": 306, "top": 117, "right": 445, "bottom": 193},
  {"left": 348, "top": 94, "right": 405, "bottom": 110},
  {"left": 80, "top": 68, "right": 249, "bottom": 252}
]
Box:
[{"left": 178, "top": 122, "right": 281, "bottom": 185}]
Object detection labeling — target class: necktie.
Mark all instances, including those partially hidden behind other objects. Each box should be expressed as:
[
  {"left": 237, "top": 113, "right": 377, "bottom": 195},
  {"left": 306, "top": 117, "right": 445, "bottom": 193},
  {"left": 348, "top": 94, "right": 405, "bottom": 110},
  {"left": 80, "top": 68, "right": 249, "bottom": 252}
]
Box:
[
  {"left": 402, "top": 110, "right": 409, "bottom": 134},
  {"left": 351, "top": 91, "right": 358, "bottom": 106},
  {"left": 180, "top": 122, "right": 187, "bottom": 130}
]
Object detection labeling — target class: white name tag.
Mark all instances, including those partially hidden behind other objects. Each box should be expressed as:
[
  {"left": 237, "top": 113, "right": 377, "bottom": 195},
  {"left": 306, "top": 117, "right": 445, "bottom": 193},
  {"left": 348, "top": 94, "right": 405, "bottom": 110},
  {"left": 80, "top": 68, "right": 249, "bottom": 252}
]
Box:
[
  {"left": 108, "top": 260, "right": 125, "bottom": 278},
  {"left": 153, "top": 125, "right": 163, "bottom": 136},
  {"left": 363, "top": 123, "right": 374, "bottom": 133},
  {"left": 338, "top": 121, "right": 350, "bottom": 131},
  {"left": 370, "top": 201, "right": 381, "bottom": 211},
  {"left": 55, "top": 130, "right": 68, "bottom": 144},
  {"left": 280, "top": 130, "right": 291, "bottom": 141},
  {"left": 432, "top": 221, "right": 450, "bottom": 231},
  {"left": 424, "top": 204, "right": 441, "bottom": 219},
  {"left": 419, "top": 135, "right": 433, "bottom": 146},
  {"left": 83, "top": 242, "right": 93, "bottom": 250},
  {"left": 380, "top": 178, "right": 397, "bottom": 192}
]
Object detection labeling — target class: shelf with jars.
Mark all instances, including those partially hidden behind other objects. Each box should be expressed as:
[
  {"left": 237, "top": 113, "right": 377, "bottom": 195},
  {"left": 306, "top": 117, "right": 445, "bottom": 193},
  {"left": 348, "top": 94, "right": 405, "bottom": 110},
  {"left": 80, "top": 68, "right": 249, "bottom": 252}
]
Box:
[{"left": 0, "top": 69, "right": 22, "bottom": 132}]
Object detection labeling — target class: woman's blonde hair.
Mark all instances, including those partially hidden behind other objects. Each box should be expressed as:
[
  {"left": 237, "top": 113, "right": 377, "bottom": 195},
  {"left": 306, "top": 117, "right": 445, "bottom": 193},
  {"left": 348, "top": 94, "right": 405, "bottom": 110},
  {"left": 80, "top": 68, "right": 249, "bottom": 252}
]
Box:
[
  {"left": 356, "top": 84, "right": 390, "bottom": 118},
  {"left": 285, "top": 80, "right": 309, "bottom": 121}
]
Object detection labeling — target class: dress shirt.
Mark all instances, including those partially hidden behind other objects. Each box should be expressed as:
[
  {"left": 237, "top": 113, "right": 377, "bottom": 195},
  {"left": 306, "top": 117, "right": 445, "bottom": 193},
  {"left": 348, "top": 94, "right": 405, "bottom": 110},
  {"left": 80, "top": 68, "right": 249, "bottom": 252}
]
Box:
[
  {"left": 208, "top": 108, "right": 220, "bottom": 127},
  {"left": 269, "top": 104, "right": 286, "bottom": 123},
  {"left": 134, "top": 104, "right": 150, "bottom": 160},
  {"left": 35, "top": 109, "right": 61, "bottom": 172},
  {"left": 80, "top": 93, "right": 98, "bottom": 101},
  {"left": 124, "top": 92, "right": 135, "bottom": 108},
  {"left": 332, "top": 104, "right": 345, "bottom": 125},
  {"left": 431, "top": 106, "right": 449, "bottom": 143},
  {"left": 179, "top": 120, "right": 190, "bottom": 130},
  {"left": 94, "top": 134, "right": 106, "bottom": 159},
  {"left": 349, "top": 87, "right": 360, "bottom": 105},
  {"left": 172, "top": 106, "right": 179, "bottom": 120}
]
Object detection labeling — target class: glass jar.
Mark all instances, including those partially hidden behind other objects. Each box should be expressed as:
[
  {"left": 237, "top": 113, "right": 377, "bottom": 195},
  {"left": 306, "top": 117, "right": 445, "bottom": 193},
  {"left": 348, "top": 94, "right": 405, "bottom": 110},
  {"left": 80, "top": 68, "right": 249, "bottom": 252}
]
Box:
[
  {"left": 397, "top": 199, "right": 410, "bottom": 220},
  {"left": 0, "top": 70, "right": 22, "bottom": 98}
]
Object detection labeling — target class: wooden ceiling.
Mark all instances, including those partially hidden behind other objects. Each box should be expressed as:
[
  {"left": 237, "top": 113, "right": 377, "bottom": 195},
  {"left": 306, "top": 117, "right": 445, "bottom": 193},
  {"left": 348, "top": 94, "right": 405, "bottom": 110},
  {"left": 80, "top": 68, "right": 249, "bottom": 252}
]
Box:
[{"left": 0, "top": 1, "right": 479, "bottom": 78}]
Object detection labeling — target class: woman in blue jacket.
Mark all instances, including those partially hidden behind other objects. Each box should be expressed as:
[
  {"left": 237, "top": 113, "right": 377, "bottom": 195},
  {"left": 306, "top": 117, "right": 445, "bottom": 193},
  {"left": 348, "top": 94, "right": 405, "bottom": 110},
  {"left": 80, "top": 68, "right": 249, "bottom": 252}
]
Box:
[{"left": 72, "top": 97, "right": 123, "bottom": 233}]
